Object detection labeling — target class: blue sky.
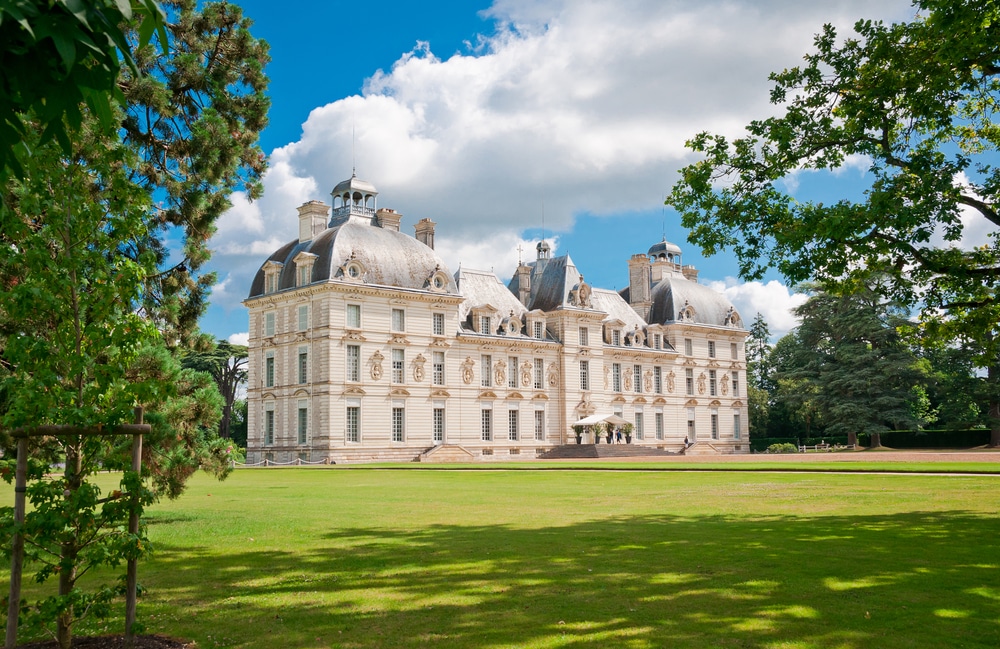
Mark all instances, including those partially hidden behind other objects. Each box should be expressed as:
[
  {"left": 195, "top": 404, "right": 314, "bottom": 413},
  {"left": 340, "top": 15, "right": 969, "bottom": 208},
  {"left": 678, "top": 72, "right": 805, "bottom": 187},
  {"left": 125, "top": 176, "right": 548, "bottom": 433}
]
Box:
[{"left": 202, "top": 0, "right": 920, "bottom": 344}]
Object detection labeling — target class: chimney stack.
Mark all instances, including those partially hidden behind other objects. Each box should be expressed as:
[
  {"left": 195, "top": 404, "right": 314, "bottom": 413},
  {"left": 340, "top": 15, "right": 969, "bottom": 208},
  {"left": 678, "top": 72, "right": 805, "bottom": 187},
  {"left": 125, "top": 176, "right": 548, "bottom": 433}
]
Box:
[
  {"left": 297, "top": 200, "right": 330, "bottom": 242},
  {"left": 414, "top": 218, "right": 436, "bottom": 249}
]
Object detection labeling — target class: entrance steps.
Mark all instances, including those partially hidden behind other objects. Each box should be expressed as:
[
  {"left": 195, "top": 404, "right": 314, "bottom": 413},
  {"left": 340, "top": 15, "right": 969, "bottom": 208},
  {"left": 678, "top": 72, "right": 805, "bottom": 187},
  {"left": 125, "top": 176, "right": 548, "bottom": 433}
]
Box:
[
  {"left": 538, "top": 444, "right": 678, "bottom": 460},
  {"left": 681, "top": 441, "right": 721, "bottom": 456},
  {"left": 418, "top": 444, "right": 476, "bottom": 463}
]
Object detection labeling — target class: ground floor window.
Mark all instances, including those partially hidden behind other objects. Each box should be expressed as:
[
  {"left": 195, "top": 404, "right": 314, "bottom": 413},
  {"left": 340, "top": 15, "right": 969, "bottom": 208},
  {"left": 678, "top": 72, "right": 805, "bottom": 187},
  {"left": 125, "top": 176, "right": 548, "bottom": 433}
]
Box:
[
  {"left": 392, "top": 406, "right": 405, "bottom": 442},
  {"left": 297, "top": 401, "right": 308, "bottom": 444},
  {"left": 264, "top": 406, "right": 275, "bottom": 445},
  {"left": 711, "top": 410, "right": 719, "bottom": 439},
  {"left": 534, "top": 410, "right": 545, "bottom": 441},
  {"left": 508, "top": 409, "right": 519, "bottom": 441},
  {"left": 481, "top": 408, "right": 493, "bottom": 441},
  {"left": 655, "top": 412, "right": 664, "bottom": 440},
  {"left": 346, "top": 405, "right": 360, "bottom": 443},
  {"left": 687, "top": 408, "right": 696, "bottom": 441},
  {"left": 733, "top": 413, "right": 741, "bottom": 440},
  {"left": 433, "top": 408, "right": 445, "bottom": 443},
  {"left": 634, "top": 412, "right": 644, "bottom": 440}
]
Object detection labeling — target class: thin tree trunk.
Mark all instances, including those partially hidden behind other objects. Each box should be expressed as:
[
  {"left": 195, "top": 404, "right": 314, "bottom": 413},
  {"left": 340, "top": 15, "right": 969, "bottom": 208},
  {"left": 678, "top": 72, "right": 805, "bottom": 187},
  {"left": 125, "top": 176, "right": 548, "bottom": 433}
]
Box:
[
  {"left": 990, "top": 364, "right": 1000, "bottom": 447},
  {"left": 870, "top": 432, "right": 882, "bottom": 448},
  {"left": 848, "top": 431, "right": 857, "bottom": 447},
  {"left": 57, "top": 442, "right": 82, "bottom": 649}
]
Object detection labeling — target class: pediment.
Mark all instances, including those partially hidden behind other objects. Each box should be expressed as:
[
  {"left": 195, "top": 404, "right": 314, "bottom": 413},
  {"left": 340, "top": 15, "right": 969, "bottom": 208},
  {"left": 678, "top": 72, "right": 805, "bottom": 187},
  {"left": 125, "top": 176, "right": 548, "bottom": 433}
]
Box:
[
  {"left": 685, "top": 399, "right": 698, "bottom": 407},
  {"left": 429, "top": 389, "right": 451, "bottom": 398},
  {"left": 342, "top": 387, "right": 367, "bottom": 396},
  {"left": 611, "top": 395, "right": 626, "bottom": 404},
  {"left": 532, "top": 393, "right": 549, "bottom": 401},
  {"left": 342, "top": 331, "right": 366, "bottom": 342},
  {"left": 507, "top": 391, "right": 524, "bottom": 400},
  {"left": 389, "top": 388, "right": 411, "bottom": 397},
  {"left": 388, "top": 334, "right": 410, "bottom": 346},
  {"left": 652, "top": 397, "right": 667, "bottom": 405},
  {"left": 478, "top": 390, "right": 498, "bottom": 399},
  {"left": 633, "top": 396, "right": 647, "bottom": 404}
]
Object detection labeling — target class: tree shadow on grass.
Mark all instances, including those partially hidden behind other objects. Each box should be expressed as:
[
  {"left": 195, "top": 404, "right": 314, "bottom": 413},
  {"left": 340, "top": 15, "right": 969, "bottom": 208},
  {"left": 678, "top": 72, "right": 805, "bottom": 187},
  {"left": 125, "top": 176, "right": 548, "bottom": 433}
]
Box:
[{"left": 137, "top": 511, "right": 999, "bottom": 648}]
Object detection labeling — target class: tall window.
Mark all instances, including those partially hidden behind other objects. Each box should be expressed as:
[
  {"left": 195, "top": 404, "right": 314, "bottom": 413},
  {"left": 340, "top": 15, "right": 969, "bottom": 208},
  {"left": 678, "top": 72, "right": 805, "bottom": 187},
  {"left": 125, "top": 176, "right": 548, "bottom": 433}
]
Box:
[
  {"left": 508, "top": 410, "right": 519, "bottom": 441},
  {"left": 732, "top": 372, "right": 740, "bottom": 397},
  {"left": 634, "top": 412, "right": 644, "bottom": 440},
  {"left": 709, "top": 370, "right": 717, "bottom": 397},
  {"left": 655, "top": 412, "right": 664, "bottom": 440},
  {"left": 612, "top": 329, "right": 621, "bottom": 346},
  {"left": 654, "top": 367, "right": 662, "bottom": 394},
  {"left": 579, "top": 361, "right": 590, "bottom": 391},
  {"left": 708, "top": 340, "right": 716, "bottom": 358},
  {"left": 633, "top": 365, "right": 642, "bottom": 393},
  {"left": 711, "top": 410, "right": 719, "bottom": 439},
  {"left": 264, "top": 405, "right": 275, "bottom": 445},
  {"left": 392, "top": 407, "right": 405, "bottom": 442},
  {"left": 432, "top": 312, "right": 445, "bottom": 336},
  {"left": 685, "top": 368, "right": 694, "bottom": 395},
  {"left": 264, "top": 312, "right": 275, "bottom": 337},
  {"left": 297, "top": 265, "right": 310, "bottom": 287},
  {"left": 346, "top": 345, "right": 360, "bottom": 382},
  {"left": 579, "top": 327, "right": 589, "bottom": 346},
  {"left": 481, "top": 355, "right": 492, "bottom": 387},
  {"left": 731, "top": 342, "right": 738, "bottom": 359},
  {"left": 298, "top": 305, "right": 309, "bottom": 331},
  {"left": 534, "top": 359, "right": 544, "bottom": 389},
  {"left": 684, "top": 338, "right": 693, "bottom": 356},
  {"left": 733, "top": 413, "right": 741, "bottom": 440},
  {"left": 612, "top": 363, "right": 622, "bottom": 392},
  {"left": 265, "top": 351, "right": 275, "bottom": 388},
  {"left": 508, "top": 356, "right": 518, "bottom": 388},
  {"left": 391, "top": 308, "right": 405, "bottom": 332},
  {"left": 265, "top": 272, "right": 278, "bottom": 294},
  {"left": 480, "top": 316, "right": 492, "bottom": 335},
  {"left": 653, "top": 334, "right": 661, "bottom": 350},
  {"left": 346, "top": 405, "right": 360, "bottom": 443},
  {"left": 534, "top": 410, "right": 545, "bottom": 440},
  {"left": 432, "top": 351, "right": 445, "bottom": 385},
  {"left": 392, "top": 349, "right": 404, "bottom": 383},
  {"left": 481, "top": 408, "right": 493, "bottom": 441},
  {"left": 298, "top": 348, "right": 308, "bottom": 384},
  {"left": 297, "top": 401, "right": 308, "bottom": 444},
  {"left": 687, "top": 408, "right": 696, "bottom": 440},
  {"left": 433, "top": 408, "right": 445, "bottom": 442},
  {"left": 533, "top": 321, "right": 543, "bottom": 339},
  {"left": 346, "top": 303, "right": 361, "bottom": 328}
]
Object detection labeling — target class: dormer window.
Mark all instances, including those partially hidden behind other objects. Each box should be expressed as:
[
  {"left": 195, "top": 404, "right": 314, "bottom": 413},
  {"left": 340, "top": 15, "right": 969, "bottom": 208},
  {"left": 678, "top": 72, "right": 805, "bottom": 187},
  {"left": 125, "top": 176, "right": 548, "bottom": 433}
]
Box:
[
  {"left": 480, "top": 316, "right": 492, "bottom": 335},
  {"left": 533, "top": 321, "right": 544, "bottom": 339},
  {"left": 501, "top": 313, "right": 522, "bottom": 336},
  {"left": 263, "top": 260, "right": 284, "bottom": 294},
  {"left": 471, "top": 305, "right": 499, "bottom": 336},
  {"left": 612, "top": 329, "right": 621, "bottom": 346},
  {"left": 426, "top": 266, "right": 450, "bottom": 293},
  {"left": 340, "top": 253, "right": 366, "bottom": 283},
  {"left": 293, "top": 251, "right": 318, "bottom": 288}
]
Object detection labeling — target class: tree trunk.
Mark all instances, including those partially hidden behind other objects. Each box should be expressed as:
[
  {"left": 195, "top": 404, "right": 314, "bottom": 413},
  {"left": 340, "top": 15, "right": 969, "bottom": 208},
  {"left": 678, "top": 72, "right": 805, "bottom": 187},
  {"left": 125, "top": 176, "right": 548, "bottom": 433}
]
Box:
[
  {"left": 847, "top": 431, "right": 857, "bottom": 447},
  {"left": 990, "top": 364, "right": 1000, "bottom": 447},
  {"left": 58, "top": 442, "right": 83, "bottom": 649},
  {"left": 870, "top": 432, "right": 882, "bottom": 448},
  {"left": 219, "top": 399, "right": 232, "bottom": 439}
]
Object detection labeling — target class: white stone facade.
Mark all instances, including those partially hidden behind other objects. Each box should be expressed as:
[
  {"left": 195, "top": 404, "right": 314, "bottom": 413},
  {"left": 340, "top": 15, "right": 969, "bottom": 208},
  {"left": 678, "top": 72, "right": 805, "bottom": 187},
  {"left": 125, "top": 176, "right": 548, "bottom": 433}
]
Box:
[{"left": 244, "top": 176, "right": 749, "bottom": 463}]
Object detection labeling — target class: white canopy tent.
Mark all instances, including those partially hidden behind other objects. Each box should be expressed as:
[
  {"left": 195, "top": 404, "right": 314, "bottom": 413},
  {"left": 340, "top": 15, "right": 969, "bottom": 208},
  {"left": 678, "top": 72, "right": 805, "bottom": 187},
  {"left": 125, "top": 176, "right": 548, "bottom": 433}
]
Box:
[{"left": 572, "top": 414, "right": 629, "bottom": 427}]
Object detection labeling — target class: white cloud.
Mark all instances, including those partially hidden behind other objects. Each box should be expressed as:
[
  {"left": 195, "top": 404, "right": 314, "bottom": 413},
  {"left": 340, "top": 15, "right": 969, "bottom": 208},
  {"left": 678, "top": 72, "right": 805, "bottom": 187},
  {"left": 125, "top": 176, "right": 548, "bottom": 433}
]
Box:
[
  {"left": 206, "top": 0, "right": 912, "bottom": 321},
  {"left": 228, "top": 332, "right": 249, "bottom": 346},
  {"left": 707, "top": 278, "right": 808, "bottom": 340}
]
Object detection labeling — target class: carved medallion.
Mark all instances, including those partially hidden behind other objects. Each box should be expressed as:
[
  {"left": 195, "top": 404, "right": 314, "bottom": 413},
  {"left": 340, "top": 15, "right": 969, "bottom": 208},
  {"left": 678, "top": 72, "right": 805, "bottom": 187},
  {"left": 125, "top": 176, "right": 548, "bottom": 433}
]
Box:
[{"left": 370, "top": 350, "right": 384, "bottom": 381}]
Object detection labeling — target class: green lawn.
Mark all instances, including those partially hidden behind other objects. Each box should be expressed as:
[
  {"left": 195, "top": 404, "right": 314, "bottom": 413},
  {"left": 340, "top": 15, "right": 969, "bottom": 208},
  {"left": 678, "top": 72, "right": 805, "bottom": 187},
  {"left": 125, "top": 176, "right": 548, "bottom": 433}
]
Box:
[{"left": 5, "top": 466, "right": 1000, "bottom": 648}]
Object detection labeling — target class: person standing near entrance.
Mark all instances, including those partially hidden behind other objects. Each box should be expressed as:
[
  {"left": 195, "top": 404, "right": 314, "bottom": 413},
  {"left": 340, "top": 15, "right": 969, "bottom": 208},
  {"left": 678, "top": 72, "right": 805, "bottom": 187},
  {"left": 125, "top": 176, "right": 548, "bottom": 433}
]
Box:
[{"left": 615, "top": 428, "right": 622, "bottom": 444}]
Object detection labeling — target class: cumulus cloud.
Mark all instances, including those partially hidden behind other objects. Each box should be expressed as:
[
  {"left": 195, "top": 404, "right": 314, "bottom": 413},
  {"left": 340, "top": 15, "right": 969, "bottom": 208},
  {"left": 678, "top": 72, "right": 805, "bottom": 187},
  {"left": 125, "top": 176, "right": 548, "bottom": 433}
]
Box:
[
  {"left": 228, "top": 332, "right": 250, "bottom": 346},
  {"left": 206, "top": 0, "right": 912, "bottom": 326},
  {"left": 706, "top": 278, "right": 809, "bottom": 340}
]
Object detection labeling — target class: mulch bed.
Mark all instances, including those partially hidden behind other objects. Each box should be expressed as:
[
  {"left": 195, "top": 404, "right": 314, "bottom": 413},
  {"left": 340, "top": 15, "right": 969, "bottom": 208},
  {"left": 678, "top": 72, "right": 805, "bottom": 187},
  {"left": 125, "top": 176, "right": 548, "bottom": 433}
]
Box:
[{"left": 17, "top": 635, "right": 193, "bottom": 649}]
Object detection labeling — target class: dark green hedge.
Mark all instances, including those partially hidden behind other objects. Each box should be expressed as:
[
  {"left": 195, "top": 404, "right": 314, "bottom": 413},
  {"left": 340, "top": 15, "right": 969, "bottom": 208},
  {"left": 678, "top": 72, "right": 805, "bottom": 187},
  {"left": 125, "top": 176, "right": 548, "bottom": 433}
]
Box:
[
  {"left": 859, "top": 429, "right": 990, "bottom": 449},
  {"left": 749, "top": 436, "right": 851, "bottom": 452}
]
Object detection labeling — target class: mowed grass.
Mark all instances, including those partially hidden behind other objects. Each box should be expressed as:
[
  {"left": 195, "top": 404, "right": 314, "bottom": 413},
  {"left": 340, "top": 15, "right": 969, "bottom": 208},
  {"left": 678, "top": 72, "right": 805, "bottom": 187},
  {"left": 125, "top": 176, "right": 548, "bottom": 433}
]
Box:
[{"left": 4, "top": 466, "right": 1000, "bottom": 648}]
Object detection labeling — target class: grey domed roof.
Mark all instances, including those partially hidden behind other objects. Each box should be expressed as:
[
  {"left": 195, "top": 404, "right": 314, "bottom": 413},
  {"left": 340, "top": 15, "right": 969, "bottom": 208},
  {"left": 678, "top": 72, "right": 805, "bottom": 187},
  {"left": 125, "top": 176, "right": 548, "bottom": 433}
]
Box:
[
  {"left": 332, "top": 173, "right": 377, "bottom": 197},
  {"left": 648, "top": 238, "right": 682, "bottom": 258},
  {"left": 648, "top": 275, "right": 742, "bottom": 328},
  {"left": 248, "top": 220, "right": 457, "bottom": 298}
]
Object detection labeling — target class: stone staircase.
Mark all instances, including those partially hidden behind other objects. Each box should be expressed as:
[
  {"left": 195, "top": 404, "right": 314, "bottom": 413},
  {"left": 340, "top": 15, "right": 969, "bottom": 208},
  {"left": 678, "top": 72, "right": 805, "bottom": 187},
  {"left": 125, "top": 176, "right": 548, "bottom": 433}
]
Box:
[
  {"left": 681, "top": 441, "right": 722, "bottom": 456},
  {"left": 538, "top": 443, "right": 678, "bottom": 459},
  {"left": 418, "top": 444, "right": 476, "bottom": 463},
  {"left": 328, "top": 446, "right": 434, "bottom": 464}
]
